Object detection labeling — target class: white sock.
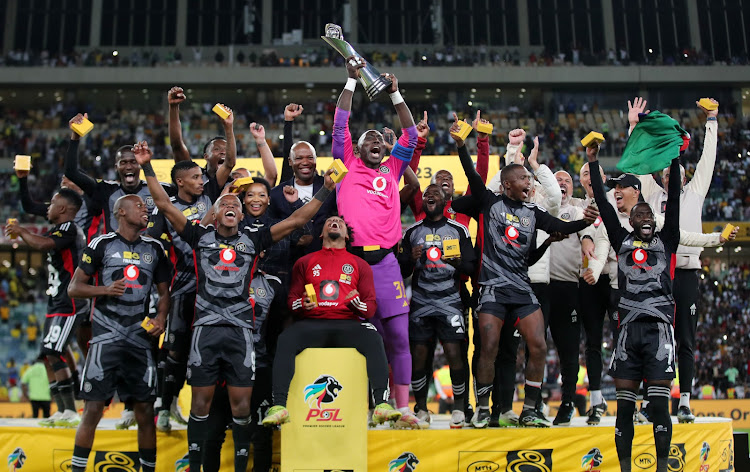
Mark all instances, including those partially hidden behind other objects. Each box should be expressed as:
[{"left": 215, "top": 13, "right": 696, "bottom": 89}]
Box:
[
  {"left": 679, "top": 392, "right": 691, "bottom": 408},
  {"left": 590, "top": 390, "right": 603, "bottom": 406}
]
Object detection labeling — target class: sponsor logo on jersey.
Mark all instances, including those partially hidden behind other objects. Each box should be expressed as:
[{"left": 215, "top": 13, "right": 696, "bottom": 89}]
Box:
[
  {"left": 379, "top": 165, "right": 390, "bottom": 174},
  {"left": 342, "top": 264, "right": 354, "bottom": 274},
  {"left": 368, "top": 176, "right": 388, "bottom": 196}
]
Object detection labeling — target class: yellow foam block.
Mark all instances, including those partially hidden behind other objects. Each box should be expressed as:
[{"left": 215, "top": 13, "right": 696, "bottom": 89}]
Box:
[
  {"left": 442, "top": 238, "right": 461, "bottom": 259},
  {"left": 70, "top": 118, "right": 94, "bottom": 137},
  {"left": 141, "top": 317, "right": 153, "bottom": 330},
  {"left": 6, "top": 218, "right": 17, "bottom": 239},
  {"left": 305, "top": 284, "right": 318, "bottom": 306},
  {"left": 721, "top": 223, "right": 736, "bottom": 240},
  {"left": 328, "top": 160, "right": 348, "bottom": 184},
  {"left": 698, "top": 98, "right": 718, "bottom": 111},
  {"left": 14, "top": 155, "right": 31, "bottom": 171},
  {"left": 451, "top": 121, "right": 472, "bottom": 141},
  {"left": 475, "top": 122, "right": 494, "bottom": 135},
  {"left": 581, "top": 131, "right": 605, "bottom": 148},
  {"left": 230, "top": 176, "right": 255, "bottom": 193},
  {"left": 212, "top": 103, "right": 230, "bottom": 120}
]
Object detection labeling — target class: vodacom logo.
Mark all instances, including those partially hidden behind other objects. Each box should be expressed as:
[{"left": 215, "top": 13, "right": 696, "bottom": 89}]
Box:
[
  {"left": 123, "top": 264, "right": 139, "bottom": 281},
  {"left": 220, "top": 248, "right": 236, "bottom": 264},
  {"left": 426, "top": 247, "right": 442, "bottom": 261},
  {"left": 372, "top": 176, "right": 387, "bottom": 192},
  {"left": 632, "top": 248, "right": 647, "bottom": 264}
]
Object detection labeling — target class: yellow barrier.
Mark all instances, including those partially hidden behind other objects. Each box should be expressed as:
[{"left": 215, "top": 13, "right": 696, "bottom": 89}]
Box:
[
  {"left": 147, "top": 155, "right": 501, "bottom": 194},
  {"left": 282, "top": 348, "right": 367, "bottom": 472}
]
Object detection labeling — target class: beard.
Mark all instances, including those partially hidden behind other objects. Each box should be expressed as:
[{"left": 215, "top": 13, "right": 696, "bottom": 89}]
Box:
[
  {"left": 328, "top": 232, "right": 342, "bottom": 241},
  {"left": 425, "top": 204, "right": 445, "bottom": 219}
]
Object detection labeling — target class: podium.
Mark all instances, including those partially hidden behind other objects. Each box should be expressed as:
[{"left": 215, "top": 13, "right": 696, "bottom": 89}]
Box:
[{"left": 282, "top": 348, "right": 368, "bottom": 472}]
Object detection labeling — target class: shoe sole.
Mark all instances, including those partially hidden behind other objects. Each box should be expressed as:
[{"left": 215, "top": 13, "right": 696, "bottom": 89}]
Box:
[
  {"left": 472, "top": 421, "right": 489, "bottom": 429},
  {"left": 677, "top": 418, "right": 695, "bottom": 423},
  {"left": 586, "top": 419, "right": 601, "bottom": 425},
  {"left": 553, "top": 420, "right": 571, "bottom": 426}
]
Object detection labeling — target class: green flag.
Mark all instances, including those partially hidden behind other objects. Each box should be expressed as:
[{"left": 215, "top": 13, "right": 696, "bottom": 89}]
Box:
[{"left": 617, "top": 111, "right": 688, "bottom": 174}]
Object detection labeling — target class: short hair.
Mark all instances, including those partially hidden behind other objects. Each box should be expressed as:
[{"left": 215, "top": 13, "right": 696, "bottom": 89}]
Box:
[
  {"left": 55, "top": 188, "right": 83, "bottom": 211},
  {"left": 113, "top": 194, "right": 141, "bottom": 217},
  {"left": 500, "top": 163, "right": 525, "bottom": 184},
  {"left": 631, "top": 201, "right": 653, "bottom": 215},
  {"left": 115, "top": 145, "right": 134, "bottom": 161},
  {"left": 203, "top": 136, "right": 227, "bottom": 156},
  {"left": 430, "top": 169, "right": 452, "bottom": 185},
  {"left": 171, "top": 160, "right": 200, "bottom": 184},
  {"left": 212, "top": 193, "right": 241, "bottom": 213},
  {"left": 246, "top": 177, "right": 271, "bottom": 195},
  {"left": 289, "top": 141, "right": 317, "bottom": 161}
]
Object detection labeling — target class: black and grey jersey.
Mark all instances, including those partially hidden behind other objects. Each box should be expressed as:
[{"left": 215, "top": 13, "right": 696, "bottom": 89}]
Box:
[
  {"left": 399, "top": 217, "right": 475, "bottom": 318},
  {"left": 79, "top": 233, "right": 171, "bottom": 349},
  {"left": 147, "top": 194, "right": 212, "bottom": 296},
  {"left": 249, "top": 272, "right": 282, "bottom": 369},
  {"left": 45, "top": 221, "right": 85, "bottom": 317},
  {"left": 90, "top": 180, "right": 176, "bottom": 233},
  {"left": 179, "top": 222, "right": 274, "bottom": 329},
  {"left": 476, "top": 193, "right": 589, "bottom": 294}
]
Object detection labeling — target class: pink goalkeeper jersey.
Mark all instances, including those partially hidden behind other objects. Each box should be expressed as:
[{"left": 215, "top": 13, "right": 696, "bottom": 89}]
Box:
[{"left": 332, "top": 107, "right": 417, "bottom": 248}]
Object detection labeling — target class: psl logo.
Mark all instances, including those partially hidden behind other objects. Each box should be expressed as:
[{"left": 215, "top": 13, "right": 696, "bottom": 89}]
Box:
[
  {"left": 388, "top": 452, "right": 419, "bottom": 472},
  {"left": 175, "top": 452, "right": 189, "bottom": 472},
  {"left": 581, "top": 448, "right": 603, "bottom": 471},
  {"left": 700, "top": 441, "right": 711, "bottom": 472},
  {"left": 505, "top": 449, "right": 553, "bottom": 472},
  {"left": 7, "top": 448, "right": 26, "bottom": 472},
  {"left": 304, "top": 375, "right": 343, "bottom": 422}
]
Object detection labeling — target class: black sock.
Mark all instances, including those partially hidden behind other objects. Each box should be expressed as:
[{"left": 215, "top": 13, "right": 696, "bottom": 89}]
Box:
[
  {"left": 450, "top": 367, "right": 466, "bottom": 412},
  {"left": 411, "top": 369, "right": 429, "bottom": 412},
  {"left": 232, "top": 416, "right": 252, "bottom": 472},
  {"left": 70, "top": 370, "right": 81, "bottom": 398},
  {"left": 523, "top": 383, "right": 541, "bottom": 411},
  {"left": 476, "top": 381, "right": 493, "bottom": 407},
  {"left": 156, "top": 350, "right": 167, "bottom": 406},
  {"left": 50, "top": 382, "right": 65, "bottom": 414},
  {"left": 161, "top": 356, "right": 181, "bottom": 410},
  {"left": 188, "top": 413, "right": 209, "bottom": 471},
  {"left": 615, "top": 389, "right": 637, "bottom": 472},
  {"left": 58, "top": 378, "right": 76, "bottom": 412},
  {"left": 71, "top": 445, "right": 91, "bottom": 472},
  {"left": 251, "top": 422, "right": 273, "bottom": 472},
  {"left": 139, "top": 448, "right": 156, "bottom": 472},
  {"left": 648, "top": 386, "right": 672, "bottom": 472}
]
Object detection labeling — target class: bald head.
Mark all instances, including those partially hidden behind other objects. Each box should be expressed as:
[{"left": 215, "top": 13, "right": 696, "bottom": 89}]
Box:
[{"left": 555, "top": 170, "right": 573, "bottom": 204}]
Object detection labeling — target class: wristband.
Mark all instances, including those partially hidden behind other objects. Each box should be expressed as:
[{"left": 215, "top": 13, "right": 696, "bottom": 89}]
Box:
[
  {"left": 707, "top": 117, "right": 717, "bottom": 121},
  {"left": 142, "top": 163, "right": 156, "bottom": 177},
  {"left": 390, "top": 91, "right": 404, "bottom": 105},
  {"left": 344, "top": 78, "right": 357, "bottom": 92},
  {"left": 314, "top": 186, "right": 332, "bottom": 202}
]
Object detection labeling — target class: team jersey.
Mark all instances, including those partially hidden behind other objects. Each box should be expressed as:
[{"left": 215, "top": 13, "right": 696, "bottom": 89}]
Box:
[
  {"left": 332, "top": 107, "right": 417, "bottom": 248},
  {"left": 147, "top": 194, "right": 212, "bottom": 296},
  {"left": 79, "top": 233, "right": 171, "bottom": 349},
  {"left": 399, "top": 217, "right": 475, "bottom": 318},
  {"left": 288, "top": 247, "right": 377, "bottom": 320},
  {"left": 88, "top": 180, "right": 175, "bottom": 233},
  {"left": 45, "top": 221, "right": 85, "bottom": 317},
  {"left": 249, "top": 272, "right": 282, "bottom": 369},
  {"left": 179, "top": 222, "right": 273, "bottom": 329},
  {"left": 241, "top": 212, "right": 307, "bottom": 287}
]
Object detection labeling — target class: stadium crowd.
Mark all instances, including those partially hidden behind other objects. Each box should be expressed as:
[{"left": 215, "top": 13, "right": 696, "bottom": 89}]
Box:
[{"left": 0, "top": 59, "right": 746, "bottom": 471}]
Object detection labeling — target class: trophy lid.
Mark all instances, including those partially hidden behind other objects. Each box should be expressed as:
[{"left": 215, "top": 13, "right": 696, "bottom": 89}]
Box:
[{"left": 324, "top": 23, "right": 344, "bottom": 40}]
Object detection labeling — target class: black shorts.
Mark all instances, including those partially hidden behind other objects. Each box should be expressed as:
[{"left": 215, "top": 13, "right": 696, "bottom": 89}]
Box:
[
  {"left": 409, "top": 314, "right": 465, "bottom": 343},
  {"left": 163, "top": 291, "right": 196, "bottom": 352},
  {"left": 609, "top": 319, "right": 676, "bottom": 381},
  {"left": 80, "top": 343, "right": 157, "bottom": 402},
  {"left": 187, "top": 325, "right": 255, "bottom": 387},
  {"left": 40, "top": 315, "right": 79, "bottom": 357},
  {"left": 476, "top": 285, "right": 539, "bottom": 322}
]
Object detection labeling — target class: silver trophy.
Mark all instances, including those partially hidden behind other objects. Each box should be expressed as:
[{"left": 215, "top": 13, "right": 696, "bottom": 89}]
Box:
[{"left": 322, "top": 23, "right": 392, "bottom": 101}]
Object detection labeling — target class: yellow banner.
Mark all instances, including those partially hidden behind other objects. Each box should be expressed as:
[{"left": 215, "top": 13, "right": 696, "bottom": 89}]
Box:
[
  {"left": 282, "top": 348, "right": 367, "bottom": 472},
  {"left": 147, "top": 155, "right": 501, "bottom": 194},
  {"left": 703, "top": 221, "right": 750, "bottom": 242},
  {"left": 368, "top": 419, "right": 733, "bottom": 472}
]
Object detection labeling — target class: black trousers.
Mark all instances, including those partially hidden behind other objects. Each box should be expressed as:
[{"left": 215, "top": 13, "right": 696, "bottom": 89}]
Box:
[
  {"left": 579, "top": 277, "right": 619, "bottom": 391},
  {"left": 548, "top": 280, "right": 581, "bottom": 403},
  {"left": 271, "top": 319, "right": 390, "bottom": 407},
  {"left": 673, "top": 269, "right": 700, "bottom": 394}
]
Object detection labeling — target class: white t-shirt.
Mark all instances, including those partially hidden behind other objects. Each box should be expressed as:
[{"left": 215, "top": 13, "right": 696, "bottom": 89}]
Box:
[{"left": 295, "top": 182, "right": 314, "bottom": 204}]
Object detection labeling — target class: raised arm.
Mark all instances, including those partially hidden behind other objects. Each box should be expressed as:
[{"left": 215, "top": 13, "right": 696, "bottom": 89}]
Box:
[
  {"left": 528, "top": 137, "right": 562, "bottom": 217},
  {"left": 587, "top": 146, "right": 625, "bottom": 249},
  {"left": 407, "top": 112, "right": 429, "bottom": 216},
  {"left": 331, "top": 57, "right": 362, "bottom": 163},
  {"left": 269, "top": 170, "right": 335, "bottom": 243},
  {"left": 4, "top": 219, "right": 57, "bottom": 251},
  {"left": 400, "top": 167, "right": 420, "bottom": 210},
  {"left": 215, "top": 105, "right": 236, "bottom": 189},
  {"left": 661, "top": 157, "right": 681, "bottom": 253},
  {"left": 280, "top": 103, "right": 304, "bottom": 183},
  {"left": 687, "top": 98, "right": 719, "bottom": 198},
  {"left": 64, "top": 114, "right": 99, "bottom": 197},
  {"left": 134, "top": 141, "right": 188, "bottom": 234},
  {"left": 451, "top": 114, "right": 486, "bottom": 197},
  {"left": 249, "top": 122, "right": 277, "bottom": 186},
  {"left": 473, "top": 111, "right": 491, "bottom": 187},
  {"left": 17, "top": 173, "right": 48, "bottom": 217},
  {"left": 167, "top": 86, "right": 190, "bottom": 163}
]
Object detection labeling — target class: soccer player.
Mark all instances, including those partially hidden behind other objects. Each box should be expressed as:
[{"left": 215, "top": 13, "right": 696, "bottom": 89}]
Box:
[
  {"left": 147, "top": 159, "right": 212, "bottom": 432},
  {"left": 270, "top": 103, "right": 337, "bottom": 254},
  {"left": 399, "top": 184, "right": 476, "bottom": 428},
  {"left": 135, "top": 141, "right": 335, "bottom": 472},
  {"left": 450, "top": 118, "right": 597, "bottom": 428},
  {"left": 6, "top": 185, "right": 85, "bottom": 428},
  {"left": 167, "top": 86, "right": 236, "bottom": 200},
  {"left": 262, "top": 216, "right": 401, "bottom": 427},
  {"left": 67, "top": 194, "right": 171, "bottom": 472},
  {"left": 333, "top": 57, "right": 420, "bottom": 427}
]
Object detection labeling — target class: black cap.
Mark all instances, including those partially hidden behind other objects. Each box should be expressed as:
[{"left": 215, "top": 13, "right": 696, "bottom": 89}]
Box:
[{"left": 607, "top": 174, "right": 641, "bottom": 192}]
